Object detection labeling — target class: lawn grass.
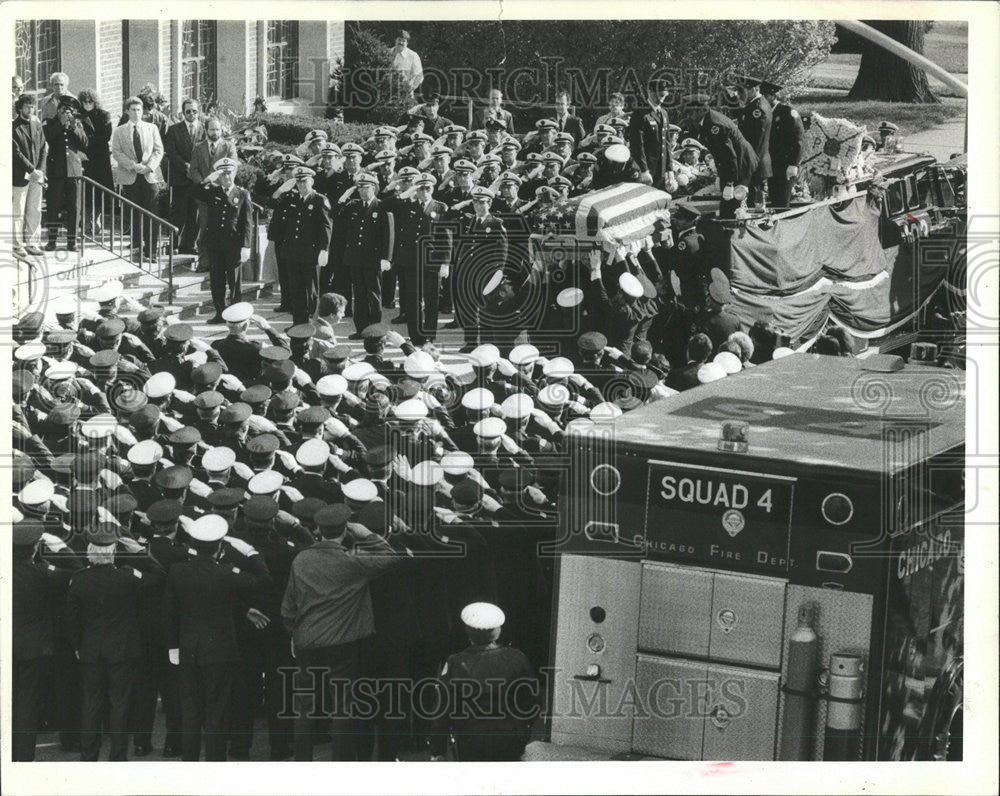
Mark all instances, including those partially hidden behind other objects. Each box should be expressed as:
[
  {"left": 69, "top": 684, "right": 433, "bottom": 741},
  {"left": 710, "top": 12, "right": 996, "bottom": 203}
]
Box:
[{"left": 795, "top": 95, "right": 966, "bottom": 137}]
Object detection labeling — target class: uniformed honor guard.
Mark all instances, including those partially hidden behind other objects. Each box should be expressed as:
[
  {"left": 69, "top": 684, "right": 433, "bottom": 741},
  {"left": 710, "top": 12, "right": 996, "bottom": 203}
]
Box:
[
  {"left": 329, "top": 172, "right": 395, "bottom": 337},
  {"left": 399, "top": 172, "right": 452, "bottom": 344},
  {"left": 761, "top": 80, "right": 805, "bottom": 207},
  {"left": 683, "top": 94, "right": 758, "bottom": 219},
  {"left": 268, "top": 165, "right": 333, "bottom": 324},
  {"left": 430, "top": 602, "right": 537, "bottom": 761},
  {"left": 733, "top": 75, "right": 773, "bottom": 205},
  {"left": 192, "top": 158, "right": 253, "bottom": 323},
  {"left": 453, "top": 186, "right": 508, "bottom": 353}
]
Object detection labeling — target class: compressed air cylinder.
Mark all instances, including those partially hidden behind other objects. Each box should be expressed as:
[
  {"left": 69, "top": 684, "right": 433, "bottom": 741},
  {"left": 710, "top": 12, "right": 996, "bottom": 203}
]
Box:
[
  {"left": 779, "top": 602, "right": 819, "bottom": 760},
  {"left": 823, "top": 653, "right": 866, "bottom": 760}
]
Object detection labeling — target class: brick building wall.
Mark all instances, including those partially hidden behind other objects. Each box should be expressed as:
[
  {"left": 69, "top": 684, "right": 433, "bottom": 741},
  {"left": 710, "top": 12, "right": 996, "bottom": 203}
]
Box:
[
  {"left": 98, "top": 21, "right": 122, "bottom": 111},
  {"left": 158, "top": 21, "right": 173, "bottom": 105}
]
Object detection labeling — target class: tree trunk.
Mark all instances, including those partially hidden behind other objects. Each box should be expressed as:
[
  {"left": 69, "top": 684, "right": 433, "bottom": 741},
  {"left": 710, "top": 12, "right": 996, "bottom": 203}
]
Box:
[{"left": 847, "top": 20, "right": 940, "bottom": 103}]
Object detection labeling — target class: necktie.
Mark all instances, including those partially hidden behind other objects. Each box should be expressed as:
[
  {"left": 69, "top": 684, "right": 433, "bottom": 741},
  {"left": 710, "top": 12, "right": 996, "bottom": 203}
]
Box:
[
  {"left": 210, "top": 142, "right": 216, "bottom": 158},
  {"left": 133, "top": 124, "right": 142, "bottom": 160}
]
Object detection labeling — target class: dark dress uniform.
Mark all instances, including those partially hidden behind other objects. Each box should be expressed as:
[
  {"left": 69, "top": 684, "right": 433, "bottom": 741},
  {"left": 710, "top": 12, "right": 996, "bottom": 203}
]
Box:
[
  {"left": 768, "top": 101, "right": 805, "bottom": 207},
  {"left": 211, "top": 326, "right": 290, "bottom": 385},
  {"left": 43, "top": 114, "right": 88, "bottom": 248},
  {"left": 432, "top": 642, "right": 537, "bottom": 761},
  {"left": 192, "top": 180, "right": 253, "bottom": 316},
  {"left": 162, "top": 547, "right": 272, "bottom": 761},
  {"left": 627, "top": 104, "right": 674, "bottom": 187},
  {"left": 269, "top": 189, "right": 333, "bottom": 324},
  {"left": 453, "top": 213, "right": 508, "bottom": 348},
  {"left": 392, "top": 195, "right": 452, "bottom": 344},
  {"left": 698, "top": 109, "right": 758, "bottom": 219},
  {"left": 66, "top": 559, "right": 164, "bottom": 760},
  {"left": 12, "top": 551, "right": 75, "bottom": 761},
  {"left": 738, "top": 94, "right": 773, "bottom": 204},
  {"left": 329, "top": 197, "right": 394, "bottom": 334}
]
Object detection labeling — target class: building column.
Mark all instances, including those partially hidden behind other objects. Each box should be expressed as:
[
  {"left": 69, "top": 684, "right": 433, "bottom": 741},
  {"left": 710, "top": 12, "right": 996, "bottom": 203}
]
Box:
[
  {"left": 256, "top": 21, "right": 267, "bottom": 101},
  {"left": 216, "top": 21, "right": 251, "bottom": 114},
  {"left": 126, "top": 20, "right": 160, "bottom": 99},
  {"left": 297, "top": 21, "right": 329, "bottom": 112},
  {"left": 170, "top": 20, "right": 182, "bottom": 112},
  {"left": 60, "top": 21, "right": 99, "bottom": 92}
]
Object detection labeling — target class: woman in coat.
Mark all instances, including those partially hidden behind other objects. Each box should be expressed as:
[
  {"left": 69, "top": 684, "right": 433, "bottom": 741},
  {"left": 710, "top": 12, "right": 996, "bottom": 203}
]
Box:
[{"left": 77, "top": 89, "right": 114, "bottom": 234}]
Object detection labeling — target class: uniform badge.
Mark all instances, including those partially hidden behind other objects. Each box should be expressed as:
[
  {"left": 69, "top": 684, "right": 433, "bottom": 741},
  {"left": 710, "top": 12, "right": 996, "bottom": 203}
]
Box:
[
  {"left": 231, "top": 196, "right": 239, "bottom": 205},
  {"left": 430, "top": 212, "right": 437, "bottom": 218},
  {"left": 485, "top": 227, "right": 492, "bottom": 233},
  {"left": 372, "top": 212, "right": 378, "bottom": 219},
  {"left": 752, "top": 109, "right": 762, "bottom": 119},
  {"left": 711, "top": 125, "right": 720, "bottom": 135}
]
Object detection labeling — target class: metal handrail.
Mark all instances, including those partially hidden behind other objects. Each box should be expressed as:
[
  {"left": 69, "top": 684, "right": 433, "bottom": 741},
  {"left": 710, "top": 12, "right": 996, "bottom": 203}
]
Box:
[{"left": 78, "top": 175, "right": 180, "bottom": 302}]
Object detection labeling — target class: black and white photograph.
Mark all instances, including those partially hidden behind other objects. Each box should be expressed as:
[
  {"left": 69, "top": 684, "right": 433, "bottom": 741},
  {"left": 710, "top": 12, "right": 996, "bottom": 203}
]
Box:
[{"left": 2, "top": 2, "right": 996, "bottom": 794}]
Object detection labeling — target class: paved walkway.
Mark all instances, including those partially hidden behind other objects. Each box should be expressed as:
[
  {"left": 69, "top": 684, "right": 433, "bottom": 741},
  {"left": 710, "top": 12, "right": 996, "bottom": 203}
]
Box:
[{"left": 901, "top": 115, "right": 967, "bottom": 162}]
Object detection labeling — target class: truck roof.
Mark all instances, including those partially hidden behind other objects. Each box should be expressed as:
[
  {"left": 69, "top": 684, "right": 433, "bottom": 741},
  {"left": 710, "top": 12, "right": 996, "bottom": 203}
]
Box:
[{"left": 606, "top": 354, "right": 965, "bottom": 476}]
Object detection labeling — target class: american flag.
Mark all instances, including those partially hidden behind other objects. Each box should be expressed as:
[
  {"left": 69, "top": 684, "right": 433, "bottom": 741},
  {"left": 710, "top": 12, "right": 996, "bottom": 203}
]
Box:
[{"left": 526, "top": 182, "right": 671, "bottom": 245}]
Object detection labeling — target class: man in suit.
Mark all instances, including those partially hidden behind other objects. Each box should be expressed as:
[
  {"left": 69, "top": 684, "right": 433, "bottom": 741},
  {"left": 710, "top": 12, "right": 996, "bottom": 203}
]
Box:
[
  {"left": 734, "top": 75, "right": 773, "bottom": 205},
  {"left": 628, "top": 78, "right": 678, "bottom": 192},
  {"left": 328, "top": 172, "right": 394, "bottom": 337},
  {"left": 762, "top": 80, "right": 805, "bottom": 207},
  {"left": 43, "top": 95, "right": 88, "bottom": 252},
  {"left": 65, "top": 526, "right": 164, "bottom": 761},
  {"left": 552, "top": 89, "right": 586, "bottom": 144},
  {"left": 684, "top": 93, "right": 758, "bottom": 219},
  {"left": 163, "top": 98, "right": 204, "bottom": 253},
  {"left": 38, "top": 71, "right": 71, "bottom": 121},
  {"left": 268, "top": 165, "right": 334, "bottom": 324},
  {"left": 192, "top": 158, "right": 253, "bottom": 322},
  {"left": 12, "top": 92, "right": 48, "bottom": 256},
  {"left": 187, "top": 117, "right": 238, "bottom": 267},
  {"left": 478, "top": 88, "right": 515, "bottom": 135},
  {"left": 112, "top": 95, "right": 164, "bottom": 263},
  {"left": 162, "top": 514, "right": 271, "bottom": 761}
]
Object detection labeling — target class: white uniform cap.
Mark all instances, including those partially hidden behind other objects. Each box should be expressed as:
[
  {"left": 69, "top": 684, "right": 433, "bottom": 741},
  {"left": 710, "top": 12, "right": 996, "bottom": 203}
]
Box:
[
  {"left": 508, "top": 344, "right": 540, "bottom": 366},
  {"left": 221, "top": 302, "right": 254, "bottom": 323},
  {"left": 45, "top": 361, "right": 77, "bottom": 381},
  {"left": 469, "top": 344, "right": 501, "bottom": 368},
  {"left": 564, "top": 417, "right": 597, "bottom": 435},
  {"left": 15, "top": 342, "right": 46, "bottom": 361},
  {"left": 772, "top": 346, "right": 795, "bottom": 360},
  {"left": 482, "top": 269, "right": 505, "bottom": 297},
  {"left": 473, "top": 416, "right": 507, "bottom": 439},
  {"left": 697, "top": 362, "right": 728, "bottom": 384},
  {"left": 501, "top": 393, "right": 533, "bottom": 420},
  {"left": 403, "top": 350, "right": 437, "bottom": 380},
  {"left": 80, "top": 414, "right": 118, "bottom": 439},
  {"left": 51, "top": 294, "right": 83, "bottom": 315},
  {"left": 188, "top": 514, "right": 229, "bottom": 542},
  {"left": 713, "top": 351, "right": 742, "bottom": 374},
  {"left": 461, "top": 601, "right": 505, "bottom": 630},
  {"left": 248, "top": 469, "right": 284, "bottom": 494},
  {"left": 368, "top": 372, "right": 391, "bottom": 390},
  {"left": 410, "top": 460, "right": 443, "bottom": 487},
  {"left": 343, "top": 478, "right": 378, "bottom": 502},
  {"left": 393, "top": 398, "right": 428, "bottom": 421},
  {"left": 590, "top": 401, "right": 623, "bottom": 420},
  {"left": 461, "top": 387, "right": 495, "bottom": 411},
  {"left": 604, "top": 143, "right": 630, "bottom": 164},
  {"left": 144, "top": 371, "right": 176, "bottom": 398},
  {"left": 88, "top": 280, "right": 124, "bottom": 303},
  {"left": 556, "top": 287, "right": 584, "bottom": 308},
  {"left": 618, "top": 272, "right": 643, "bottom": 298},
  {"left": 128, "top": 439, "right": 165, "bottom": 465},
  {"left": 542, "top": 357, "right": 575, "bottom": 378},
  {"left": 441, "top": 450, "right": 475, "bottom": 476},
  {"left": 201, "top": 446, "right": 236, "bottom": 471},
  {"left": 18, "top": 478, "right": 55, "bottom": 505},
  {"left": 343, "top": 362, "right": 376, "bottom": 381},
  {"left": 537, "top": 383, "right": 571, "bottom": 407},
  {"left": 323, "top": 416, "right": 350, "bottom": 439},
  {"left": 296, "top": 438, "right": 330, "bottom": 467},
  {"left": 316, "top": 374, "right": 348, "bottom": 397}
]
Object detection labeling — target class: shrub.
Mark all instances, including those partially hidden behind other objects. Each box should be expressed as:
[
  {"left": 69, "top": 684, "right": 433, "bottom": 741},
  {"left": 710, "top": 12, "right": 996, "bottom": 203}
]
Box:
[{"left": 257, "top": 112, "right": 378, "bottom": 146}]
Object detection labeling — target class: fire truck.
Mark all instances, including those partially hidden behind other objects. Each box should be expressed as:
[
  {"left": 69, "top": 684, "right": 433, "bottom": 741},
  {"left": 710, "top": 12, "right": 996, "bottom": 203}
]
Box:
[{"left": 547, "top": 353, "right": 964, "bottom": 761}]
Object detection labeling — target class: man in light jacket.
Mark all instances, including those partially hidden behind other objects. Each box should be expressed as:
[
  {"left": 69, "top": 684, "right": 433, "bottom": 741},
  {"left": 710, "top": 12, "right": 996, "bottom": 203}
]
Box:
[{"left": 112, "top": 95, "right": 165, "bottom": 263}]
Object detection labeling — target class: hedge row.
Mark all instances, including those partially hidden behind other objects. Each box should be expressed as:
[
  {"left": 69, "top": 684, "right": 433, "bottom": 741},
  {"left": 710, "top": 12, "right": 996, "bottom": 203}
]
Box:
[{"left": 258, "top": 113, "right": 378, "bottom": 147}]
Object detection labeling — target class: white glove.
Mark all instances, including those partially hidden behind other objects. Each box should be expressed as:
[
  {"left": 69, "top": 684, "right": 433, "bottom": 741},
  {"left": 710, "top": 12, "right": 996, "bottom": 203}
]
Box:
[
  {"left": 481, "top": 494, "right": 502, "bottom": 513},
  {"left": 665, "top": 172, "right": 678, "bottom": 193},
  {"left": 247, "top": 415, "right": 278, "bottom": 433},
  {"left": 115, "top": 425, "right": 139, "bottom": 446},
  {"left": 496, "top": 358, "right": 516, "bottom": 378},
  {"left": 722, "top": 184, "right": 734, "bottom": 201},
  {"left": 240, "top": 247, "right": 251, "bottom": 262},
  {"left": 318, "top": 250, "right": 329, "bottom": 268},
  {"left": 183, "top": 350, "right": 208, "bottom": 366},
  {"left": 323, "top": 416, "right": 350, "bottom": 439},
  {"left": 224, "top": 536, "right": 257, "bottom": 557},
  {"left": 526, "top": 485, "right": 548, "bottom": 505},
  {"left": 275, "top": 449, "right": 299, "bottom": 471},
  {"left": 168, "top": 648, "right": 180, "bottom": 665},
  {"left": 380, "top": 259, "right": 392, "bottom": 272},
  {"left": 233, "top": 462, "right": 255, "bottom": 481},
  {"left": 188, "top": 479, "right": 212, "bottom": 498},
  {"left": 160, "top": 415, "right": 183, "bottom": 432},
  {"left": 219, "top": 373, "right": 246, "bottom": 392},
  {"left": 205, "top": 170, "right": 222, "bottom": 183},
  {"left": 172, "top": 389, "right": 196, "bottom": 403},
  {"left": 639, "top": 170, "right": 653, "bottom": 185},
  {"left": 588, "top": 249, "right": 602, "bottom": 271},
  {"left": 30, "top": 169, "right": 45, "bottom": 182},
  {"left": 100, "top": 470, "right": 124, "bottom": 490},
  {"left": 274, "top": 178, "right": 296, "bottom": 196},
  {"left": 118, "top": 535, "right": 144, "bottom": 554},
  {"left": 385, "top": 330, "right": 405, "bottom": 347},
  {"left": 40, "top": 532, "right": 68, "bottom": 552},
  {"left": 786, "top": 165, "right": 799, "bottom": 179},
  {"left": 605, "top": 346, "right": 623, "bottom": 359},
  {"left": 440, "top": 265, "right": 450, "bottom": 279}
]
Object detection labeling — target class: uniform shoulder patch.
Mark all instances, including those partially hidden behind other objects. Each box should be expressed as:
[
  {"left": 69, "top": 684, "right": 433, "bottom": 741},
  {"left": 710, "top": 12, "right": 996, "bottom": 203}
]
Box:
[
  {"left": 132, "top": 568, "right": 143, "bottom": 579},
  {"left": 710, "top": 125, "right": 720, "bottom": 135}
]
